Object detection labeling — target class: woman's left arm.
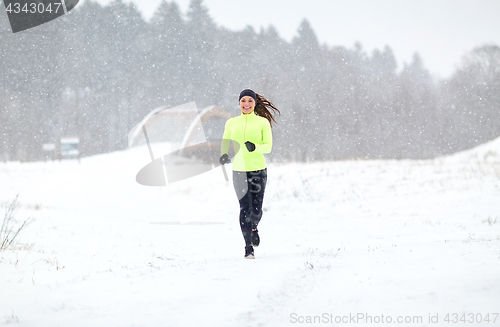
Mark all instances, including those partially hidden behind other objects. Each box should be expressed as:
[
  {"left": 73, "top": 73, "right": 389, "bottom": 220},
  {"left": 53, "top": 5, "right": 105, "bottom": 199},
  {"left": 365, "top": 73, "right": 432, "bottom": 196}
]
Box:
[{"left": 255, "top": 120, "right": 272, "bottom": 154}]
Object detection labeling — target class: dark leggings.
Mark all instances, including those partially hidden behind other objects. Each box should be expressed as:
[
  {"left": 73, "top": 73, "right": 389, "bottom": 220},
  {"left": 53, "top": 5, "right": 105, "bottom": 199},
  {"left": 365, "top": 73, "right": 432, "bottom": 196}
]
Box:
[{"left": 232, "top": 168, "right": 267, "bottom": 246}]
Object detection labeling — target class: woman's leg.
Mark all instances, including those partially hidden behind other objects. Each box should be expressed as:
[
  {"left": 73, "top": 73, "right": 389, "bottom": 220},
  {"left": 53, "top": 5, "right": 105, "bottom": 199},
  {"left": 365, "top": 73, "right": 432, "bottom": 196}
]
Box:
[
  {"left": 248, "top": 168, "right": 267, "bottom": 230},
  {"left": 233, "top": 171, "right": 253, "bottom": 246}
]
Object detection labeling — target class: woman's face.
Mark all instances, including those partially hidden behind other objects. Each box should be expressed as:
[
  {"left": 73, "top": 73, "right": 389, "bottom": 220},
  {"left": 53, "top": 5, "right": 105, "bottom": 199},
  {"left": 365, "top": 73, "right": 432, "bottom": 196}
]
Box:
[{"left": 239, "top": 96, "right": 255, "bottom": 114}]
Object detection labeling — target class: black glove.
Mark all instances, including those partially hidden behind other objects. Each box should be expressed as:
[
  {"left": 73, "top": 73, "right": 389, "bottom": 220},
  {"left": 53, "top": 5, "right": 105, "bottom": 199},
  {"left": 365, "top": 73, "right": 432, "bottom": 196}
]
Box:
[
  {"left": 219, "top": 153, "right": 231, "bottom": 165},
  {"left": 245, "top": 141, "right": 256, "bottom": 152}
]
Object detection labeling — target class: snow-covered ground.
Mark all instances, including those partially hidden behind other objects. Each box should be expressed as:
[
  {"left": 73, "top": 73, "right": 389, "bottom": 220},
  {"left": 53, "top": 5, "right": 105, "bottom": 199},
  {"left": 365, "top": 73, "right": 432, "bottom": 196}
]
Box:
[{"left": 1, "top": 138, "right": 499, "bottom": 327}]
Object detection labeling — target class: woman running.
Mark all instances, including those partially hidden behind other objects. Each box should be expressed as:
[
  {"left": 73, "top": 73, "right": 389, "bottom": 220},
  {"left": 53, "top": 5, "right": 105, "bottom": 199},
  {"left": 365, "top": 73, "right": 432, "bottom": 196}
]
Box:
[{"left": 219, "top": 89, "right": 280, "bottom": 259}]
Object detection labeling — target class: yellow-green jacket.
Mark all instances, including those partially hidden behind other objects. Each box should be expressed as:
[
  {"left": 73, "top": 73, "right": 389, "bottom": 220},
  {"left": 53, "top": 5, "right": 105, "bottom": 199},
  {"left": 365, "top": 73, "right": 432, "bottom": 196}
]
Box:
[{"left": 221, "top": 111, "right": 272, "bottom": 172}]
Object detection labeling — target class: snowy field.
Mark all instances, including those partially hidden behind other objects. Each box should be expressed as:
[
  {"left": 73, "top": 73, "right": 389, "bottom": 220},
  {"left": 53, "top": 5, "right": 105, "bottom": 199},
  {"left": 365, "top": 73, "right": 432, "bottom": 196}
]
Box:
[{"left": 1, "top": 138, "right": 499, "bottom": 327}]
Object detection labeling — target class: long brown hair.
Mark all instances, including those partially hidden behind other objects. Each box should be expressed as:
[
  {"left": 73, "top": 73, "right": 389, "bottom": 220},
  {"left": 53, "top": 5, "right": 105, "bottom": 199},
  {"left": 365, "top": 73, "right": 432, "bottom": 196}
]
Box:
[{"left": 254, "top": 93, "right": 280, "bottom": 128}]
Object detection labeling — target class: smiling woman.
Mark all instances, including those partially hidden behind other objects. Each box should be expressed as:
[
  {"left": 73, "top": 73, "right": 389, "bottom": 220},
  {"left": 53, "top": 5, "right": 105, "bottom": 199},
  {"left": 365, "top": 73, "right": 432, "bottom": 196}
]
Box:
[{"left": 219, "top": 89, "right": 280, "bottom": 259}]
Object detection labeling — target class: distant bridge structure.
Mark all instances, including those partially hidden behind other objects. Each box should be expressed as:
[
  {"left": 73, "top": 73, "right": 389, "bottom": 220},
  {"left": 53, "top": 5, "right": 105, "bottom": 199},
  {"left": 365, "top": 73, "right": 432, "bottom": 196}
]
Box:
[{"left": 128, "top": 103, "right": 232, "bottom": 158}]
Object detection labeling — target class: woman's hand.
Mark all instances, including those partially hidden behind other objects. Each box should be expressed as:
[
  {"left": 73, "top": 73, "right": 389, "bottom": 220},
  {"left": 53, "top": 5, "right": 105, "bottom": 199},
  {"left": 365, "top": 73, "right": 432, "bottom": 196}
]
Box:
[
  {"left": 245, "top": 141, "right": 256, "bottom": 152},
  {"left": 219, "top": 153, "right": 231, "bottom": 165}
]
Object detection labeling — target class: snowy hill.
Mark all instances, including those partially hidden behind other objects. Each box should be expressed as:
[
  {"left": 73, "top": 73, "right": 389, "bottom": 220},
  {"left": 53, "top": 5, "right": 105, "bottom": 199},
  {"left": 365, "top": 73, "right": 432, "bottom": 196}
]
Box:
[
  {"left": 443, "top": 136, "right": 500, "bottom": 163},
  {"left": 1, "top": 140, "right": 499, "bottom": 326}
]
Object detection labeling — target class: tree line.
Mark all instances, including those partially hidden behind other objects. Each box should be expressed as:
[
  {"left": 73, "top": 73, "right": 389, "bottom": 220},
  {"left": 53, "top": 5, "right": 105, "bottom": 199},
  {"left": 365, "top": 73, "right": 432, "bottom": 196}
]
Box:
[{"left": 0, "top": 0, "right": 499, "bottom": 162}]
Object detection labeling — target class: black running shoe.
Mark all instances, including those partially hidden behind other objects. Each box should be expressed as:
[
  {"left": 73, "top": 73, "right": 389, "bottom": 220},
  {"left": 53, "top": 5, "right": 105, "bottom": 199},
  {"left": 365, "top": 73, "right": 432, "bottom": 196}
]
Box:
[
  {"left": 252, "top": 228, "right": 260, "bottom": 247},
  {"left": 244, "top": 244, "right": 255, "bottom": 259}
]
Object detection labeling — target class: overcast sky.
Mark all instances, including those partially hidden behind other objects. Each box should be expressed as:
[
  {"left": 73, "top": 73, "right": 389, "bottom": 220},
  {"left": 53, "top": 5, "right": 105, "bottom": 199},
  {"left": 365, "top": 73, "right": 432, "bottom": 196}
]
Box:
[{"left": 86, "top": 0, "right": 500, "bottom": 79}]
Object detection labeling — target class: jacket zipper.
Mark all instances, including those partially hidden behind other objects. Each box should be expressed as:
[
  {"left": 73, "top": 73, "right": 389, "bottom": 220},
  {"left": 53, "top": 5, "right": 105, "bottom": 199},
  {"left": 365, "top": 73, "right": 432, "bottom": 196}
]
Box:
[{"left": 244, "top": 114, "right": 248, "bottom": 145}]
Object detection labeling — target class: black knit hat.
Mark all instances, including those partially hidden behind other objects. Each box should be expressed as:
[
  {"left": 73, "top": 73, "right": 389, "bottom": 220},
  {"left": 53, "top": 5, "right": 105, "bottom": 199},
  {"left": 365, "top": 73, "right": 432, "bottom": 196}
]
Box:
[{"left": 239, "top": 89, "right": 257, "bottom": 102}]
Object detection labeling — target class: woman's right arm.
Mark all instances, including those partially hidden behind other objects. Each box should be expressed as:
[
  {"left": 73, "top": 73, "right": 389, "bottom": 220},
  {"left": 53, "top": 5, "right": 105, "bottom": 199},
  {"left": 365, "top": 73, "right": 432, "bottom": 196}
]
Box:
[{"left": 220, "top": 119, "right": 231, "bottom": 155}]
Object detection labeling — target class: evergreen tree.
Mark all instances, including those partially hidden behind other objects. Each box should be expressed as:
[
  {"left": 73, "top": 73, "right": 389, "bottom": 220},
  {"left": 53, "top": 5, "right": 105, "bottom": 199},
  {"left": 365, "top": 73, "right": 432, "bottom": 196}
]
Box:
[
  {"left": 185, "top": 0, "right": 218, "bottom": 107},
  {"left": 149, "top": 1, "right": 189, "bottom": 106},
  {"left": 441, "top": 45, "right": 500, "bottom": 152}
]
